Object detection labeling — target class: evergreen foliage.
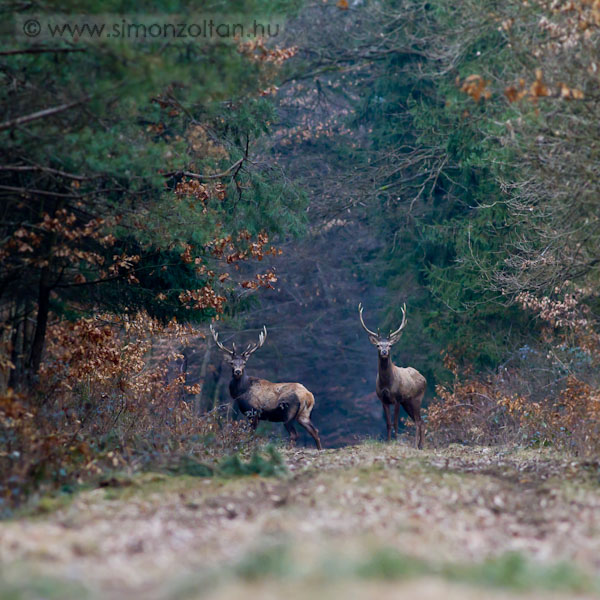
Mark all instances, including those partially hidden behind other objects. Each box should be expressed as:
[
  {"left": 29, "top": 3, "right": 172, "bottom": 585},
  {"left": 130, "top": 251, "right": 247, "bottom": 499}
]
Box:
[{"left": 1, "top": 0, "right": 304, "bottom": 384}]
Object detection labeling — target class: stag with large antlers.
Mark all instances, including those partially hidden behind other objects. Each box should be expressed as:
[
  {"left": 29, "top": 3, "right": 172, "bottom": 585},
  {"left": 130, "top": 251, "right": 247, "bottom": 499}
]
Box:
[
  {"left": 210, "top": 325, "right": 322, "bottom": 450},
  {"left": 358, "top": 303, "right": 426, "bottom": 448}
]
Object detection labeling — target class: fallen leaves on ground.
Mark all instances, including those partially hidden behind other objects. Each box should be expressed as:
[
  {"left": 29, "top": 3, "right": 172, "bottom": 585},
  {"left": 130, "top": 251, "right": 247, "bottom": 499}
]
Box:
[{"left": 1, "top": 443, "right": 599, "bottom": 599}]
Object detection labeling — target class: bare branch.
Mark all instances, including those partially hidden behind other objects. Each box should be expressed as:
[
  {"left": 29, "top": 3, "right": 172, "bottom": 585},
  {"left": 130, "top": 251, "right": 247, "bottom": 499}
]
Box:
[
  {"left": 0, "top": 97, "right": 90, "bottom": 132},
  {"left": 163, "top": 158, "right": 244, "bottom": 181},
  {"left": 0, "top": 48, "right": 86, "bottom": 56},
  {"left": 0, "top": 165, "right": 91, "bottom": 181}
]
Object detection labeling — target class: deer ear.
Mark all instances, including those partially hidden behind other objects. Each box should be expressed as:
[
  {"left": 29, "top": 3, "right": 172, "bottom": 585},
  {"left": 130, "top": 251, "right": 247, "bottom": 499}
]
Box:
[{"left": 369, "top": 335, "right": 379, "bottom": 346}]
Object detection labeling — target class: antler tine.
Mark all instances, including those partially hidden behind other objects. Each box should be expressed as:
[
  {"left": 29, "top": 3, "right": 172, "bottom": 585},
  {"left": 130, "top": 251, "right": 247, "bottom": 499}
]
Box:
[
  {"left": 209, "top": 323, "right": 234, "bottom": 356},
  {"left": 358, "top": 303, "right": 379, "bottom": 340},
  {"left": 243, "top": 326, "right": 268, "bottom": 358},
  {"left": 388, "top": 303, "right": 407, "bottom": 344}
]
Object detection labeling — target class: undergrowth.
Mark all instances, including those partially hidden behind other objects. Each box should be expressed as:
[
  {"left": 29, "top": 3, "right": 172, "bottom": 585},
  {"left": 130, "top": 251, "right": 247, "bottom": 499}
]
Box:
[
  {"left": 0, "top": 313, "right": 264, "bottom": 515},
  {"left": 169, "top": 445, "right": 288, "bottom": 479}
]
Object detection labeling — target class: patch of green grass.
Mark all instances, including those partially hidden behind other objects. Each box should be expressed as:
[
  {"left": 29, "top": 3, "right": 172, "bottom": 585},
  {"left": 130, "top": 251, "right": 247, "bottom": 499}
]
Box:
[
  {"left": 355, "top": 548, "right": 428, "bottom": 580},
  {"left": 359, "top": 438, "right": 389, "bottom": 449},
  {"left": 225, "top": 545, "right": 599, "bottom": 595},
  {"left": 171, "top": 456, "right": 215, "bottom": 478},
  {"left": 9, "top": 481, "right": 93, "bottom": 520},
  {"left": 0, "top": 572, "right": 88, "bottom": 600},
  {"left": 16, "top": 446, "right": 289, "bottom": 514},
  {"left": 448, "top": 552, "right": 594, "bottom": 593},
  {"left": 235, "top": 545, "right": 294, "bottom": 581},
  {"left": 32, "top": 490, "right": 80, "bottom": 515},
  {"left": 172, "top": 445, "right": 288, "bottom": 479},
  {"left": 355, "top": 550, "right": 598, "bottom": 594}
]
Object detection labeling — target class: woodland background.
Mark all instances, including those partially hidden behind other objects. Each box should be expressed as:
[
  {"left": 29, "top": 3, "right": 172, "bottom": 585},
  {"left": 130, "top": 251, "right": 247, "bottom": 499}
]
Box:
[{"left": 1, "top": 0, "right": 600, "bottom": 510}]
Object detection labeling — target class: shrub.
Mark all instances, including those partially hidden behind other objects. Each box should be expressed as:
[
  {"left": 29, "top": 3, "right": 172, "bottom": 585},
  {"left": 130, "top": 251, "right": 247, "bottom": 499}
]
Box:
[
  {"left": 0, "top": 312, "right": 259, "bottom": 513},
  {"left": 427, "top": 288, "right": 600, "bottom": 455}
]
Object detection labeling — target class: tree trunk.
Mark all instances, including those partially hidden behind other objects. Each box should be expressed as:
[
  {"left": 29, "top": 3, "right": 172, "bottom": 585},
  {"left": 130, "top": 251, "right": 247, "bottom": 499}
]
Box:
[
  {"left": 178, "top": 350, "right": 188, "bottom": 403},
  {"left": 7, "top": 303, "right": 22, "bottom": 390},
  {"left": 27, "top": 266, "right": 51, "bottom": 380},
  {"left": 197, "top": 341, "right": 211, "bottom": 414}
]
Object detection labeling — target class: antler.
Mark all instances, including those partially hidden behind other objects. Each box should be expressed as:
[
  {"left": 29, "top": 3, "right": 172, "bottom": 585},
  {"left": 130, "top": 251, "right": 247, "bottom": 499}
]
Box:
[
  {"left": 243, "top": 326, "right": 267, "bottom": 359},
  {"left": 358, "top": 303, "right": 380, "bottom": 342},
  {"left": 388, "top": 303, "right": 407, "bottom": 345},
  {"left": 209, "top": 324, "right": 234, "bottom": 356}
]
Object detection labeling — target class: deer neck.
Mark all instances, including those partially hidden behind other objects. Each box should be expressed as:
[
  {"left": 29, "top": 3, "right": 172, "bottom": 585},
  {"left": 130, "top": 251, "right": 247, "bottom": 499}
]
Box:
[
  {"left": 378, "top": 355, "right": 395, "bottom": 385},
  {"left": 229, "top": 371, "right": 251, "bottom": 398}
]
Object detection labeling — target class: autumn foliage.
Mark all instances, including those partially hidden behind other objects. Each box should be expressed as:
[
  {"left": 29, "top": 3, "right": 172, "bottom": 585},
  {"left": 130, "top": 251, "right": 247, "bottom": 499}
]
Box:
[
  {"left": 427, "top": 289, "right": 600, "bottom": 455},
  {"left": 0, "top": 313, "right": 257, "bottom": 511}
]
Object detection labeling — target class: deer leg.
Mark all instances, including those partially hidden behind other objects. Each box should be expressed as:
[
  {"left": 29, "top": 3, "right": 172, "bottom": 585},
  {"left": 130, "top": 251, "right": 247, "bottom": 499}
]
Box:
[
  {"left": 393, "top": 401, "right": 400, "bottom": 438},
  {"left": 383, "top": 403, "right": 392, "bottom": 442},
  {"left": 415, "top": 398, "right": 425, "bottom": 450},
  {"left": 399, "top": 400, "right": 419, "bottom": 449},
  {"left": 284, "top": 421, "right": 299, "bottom": 447},
  {"left": 416, "top": 419, "right": 424, "bottom": 450},
  {"left": 415, "top": 390, "right": 426, "bottom": 449},
  {"left": 297, "top": 417, "right": 322, "bottom": 451},
  {"left": 403, "top": 392, "right": 425, "bottom": 450}
]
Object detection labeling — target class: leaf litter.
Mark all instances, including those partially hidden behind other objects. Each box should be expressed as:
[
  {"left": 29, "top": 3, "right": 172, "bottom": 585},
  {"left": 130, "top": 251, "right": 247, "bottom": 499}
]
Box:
[{"left": 1, "top": 443, "right": 600, "bottom": 599}]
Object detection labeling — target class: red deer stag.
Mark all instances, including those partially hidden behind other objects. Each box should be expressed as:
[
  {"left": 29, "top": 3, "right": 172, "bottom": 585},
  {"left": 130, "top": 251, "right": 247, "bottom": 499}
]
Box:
[
  {"left": 358, "top": 303, "right": 426, "bottom": 448},
  {"left": 210, "top": 325, "right": 322, "bottom": 450}
]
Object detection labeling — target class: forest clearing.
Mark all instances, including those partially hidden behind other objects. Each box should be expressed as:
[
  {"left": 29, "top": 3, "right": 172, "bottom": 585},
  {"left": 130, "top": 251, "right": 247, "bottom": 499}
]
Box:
[
  {"left": 3, "top": 0, "right": 600, "bottom": 596},
  {"left": 2, "top": 442, "right": 600, "bottom": 599}
]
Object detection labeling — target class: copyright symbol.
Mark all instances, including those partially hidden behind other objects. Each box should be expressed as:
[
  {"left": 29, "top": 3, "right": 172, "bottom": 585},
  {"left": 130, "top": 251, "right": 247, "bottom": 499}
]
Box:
[{"left": 23, "top": 19, "right": 41, "bottom": 37}]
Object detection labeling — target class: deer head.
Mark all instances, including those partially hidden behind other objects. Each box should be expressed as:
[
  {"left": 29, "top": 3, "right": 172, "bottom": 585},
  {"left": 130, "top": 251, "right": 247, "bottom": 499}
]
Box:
[
  {"left": 358, "top": 303, "right": 407, "bottom": 358},
  {"left": 209, "top": 324, "right": 267, "bottom": 378}
]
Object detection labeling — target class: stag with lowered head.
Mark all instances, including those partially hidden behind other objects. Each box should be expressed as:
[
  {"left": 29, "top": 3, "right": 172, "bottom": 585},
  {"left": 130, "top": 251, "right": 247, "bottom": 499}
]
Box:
[
  {"left": 358, "top": 303, "right": 426, "bottom": 448},
  {"left": 210, "top": 325, "right": 322, "bottom": 450}
]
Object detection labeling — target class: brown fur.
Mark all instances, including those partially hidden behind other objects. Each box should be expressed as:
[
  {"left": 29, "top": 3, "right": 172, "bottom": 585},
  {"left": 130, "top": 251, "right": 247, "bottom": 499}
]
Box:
[
  {"left": 210, "top": 324, "right": 322, "bottom": 450},
  {"left": 244, "top": 380, "right": 316, "bottom": 422},
  {"left": 376, "top": 361, "right": 426, "bottom": 448},
  {"left": 358, "top": 303, "right": 426, "bottom": 448},
  {"left": 231, "top": 376, "right": 322, "bottom": 450}
]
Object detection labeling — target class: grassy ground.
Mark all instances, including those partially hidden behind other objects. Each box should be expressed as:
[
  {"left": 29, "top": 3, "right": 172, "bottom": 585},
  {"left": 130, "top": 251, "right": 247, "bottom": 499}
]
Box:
[{"left": 1, "top": 442, "right": 600, "bottom": 599}]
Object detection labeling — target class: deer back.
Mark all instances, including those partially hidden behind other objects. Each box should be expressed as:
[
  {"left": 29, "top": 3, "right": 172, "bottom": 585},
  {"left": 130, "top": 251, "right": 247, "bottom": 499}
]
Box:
[{"left": 232, "top": 377, "right": 312, "bottom": 413}]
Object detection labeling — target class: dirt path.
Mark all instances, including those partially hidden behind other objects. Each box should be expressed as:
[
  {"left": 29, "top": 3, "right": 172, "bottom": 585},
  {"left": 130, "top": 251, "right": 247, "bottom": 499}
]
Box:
[{"left": 1, "top": 443, "right": 600, "bottom": 599}]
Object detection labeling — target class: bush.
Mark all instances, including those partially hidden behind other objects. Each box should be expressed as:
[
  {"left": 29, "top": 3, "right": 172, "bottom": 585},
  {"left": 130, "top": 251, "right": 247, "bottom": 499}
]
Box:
[
  {"left": 427, "top": 289, "right": 600, "bottom": 455},
  {"left": 0, "top": 312, "right": 259, "bottom": 513},
  {"left": 169, "top": 445, "right": 287, "bottom": 479},
  {"left": 427, "top": 355, "right": 600, "bottom": 454}
]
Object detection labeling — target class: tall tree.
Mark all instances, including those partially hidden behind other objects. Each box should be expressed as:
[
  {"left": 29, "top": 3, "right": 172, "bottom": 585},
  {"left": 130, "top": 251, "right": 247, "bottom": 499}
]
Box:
[{"left": 0, "top": 1, "right": 305, "bottom": 387}]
